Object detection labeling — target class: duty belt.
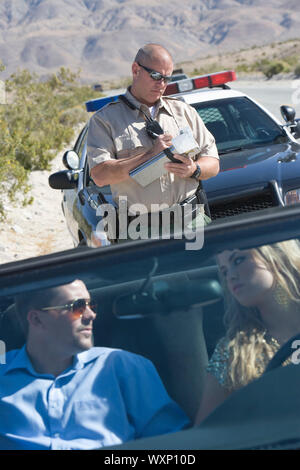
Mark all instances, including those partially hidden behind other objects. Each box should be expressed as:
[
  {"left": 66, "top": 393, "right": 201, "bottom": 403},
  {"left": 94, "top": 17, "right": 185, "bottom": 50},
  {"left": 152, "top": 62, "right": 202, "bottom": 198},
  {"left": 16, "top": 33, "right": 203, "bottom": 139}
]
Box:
[{"left": 126, "top": 187, "right": 210, "bottom": 225}]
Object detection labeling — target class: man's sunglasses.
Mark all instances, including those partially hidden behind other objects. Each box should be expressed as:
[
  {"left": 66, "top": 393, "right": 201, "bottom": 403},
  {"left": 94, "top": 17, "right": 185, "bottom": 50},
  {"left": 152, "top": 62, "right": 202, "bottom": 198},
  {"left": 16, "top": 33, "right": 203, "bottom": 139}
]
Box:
[
  {"left": 40, "top": 298, "right": 97, "bottom": 320},
  {"left": 137, "top": 62, "right": 172, "bottom": 83}
]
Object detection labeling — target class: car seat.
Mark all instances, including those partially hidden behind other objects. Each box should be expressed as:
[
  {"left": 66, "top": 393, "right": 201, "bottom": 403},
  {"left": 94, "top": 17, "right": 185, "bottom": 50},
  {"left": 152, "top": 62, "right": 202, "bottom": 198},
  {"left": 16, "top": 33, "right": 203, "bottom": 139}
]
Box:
[{"left": 205, "top": 121, "right": 229, "bottom": 143}]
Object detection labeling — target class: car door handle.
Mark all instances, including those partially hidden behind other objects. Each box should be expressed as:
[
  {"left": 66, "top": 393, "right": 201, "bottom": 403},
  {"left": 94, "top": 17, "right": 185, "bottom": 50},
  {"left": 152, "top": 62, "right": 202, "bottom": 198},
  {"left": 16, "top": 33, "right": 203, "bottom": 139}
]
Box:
[{"left": 78, "top": 190, "right": 85, "bottom": 205}]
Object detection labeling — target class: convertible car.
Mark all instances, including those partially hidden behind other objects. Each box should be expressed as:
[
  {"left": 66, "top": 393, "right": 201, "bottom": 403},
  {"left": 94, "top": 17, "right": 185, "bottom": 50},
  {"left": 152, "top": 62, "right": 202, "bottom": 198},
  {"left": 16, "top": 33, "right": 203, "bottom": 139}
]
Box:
[{"left": 1, "top": 204, "right": 300, "bottom": 450}]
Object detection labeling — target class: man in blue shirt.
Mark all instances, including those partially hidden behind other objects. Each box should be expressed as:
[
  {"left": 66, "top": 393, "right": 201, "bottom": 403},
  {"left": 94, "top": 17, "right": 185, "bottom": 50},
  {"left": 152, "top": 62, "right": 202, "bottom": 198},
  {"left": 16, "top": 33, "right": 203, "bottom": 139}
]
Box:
[{"left": 0, "top": 279, "right": 189, "bottom": 450}]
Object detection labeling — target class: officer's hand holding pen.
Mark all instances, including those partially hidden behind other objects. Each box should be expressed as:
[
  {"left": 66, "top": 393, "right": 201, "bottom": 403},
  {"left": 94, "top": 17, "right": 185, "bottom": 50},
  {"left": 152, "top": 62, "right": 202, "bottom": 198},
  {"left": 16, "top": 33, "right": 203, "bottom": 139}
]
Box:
[
  {"left": 150, "top": 133, "right": 197, "bottom": 178},
  {"left": 165, "top": 153, "right": 198, "bottom": 178},
  {"left": 151, "top": 133, "right": 173, "bottom": 155}
]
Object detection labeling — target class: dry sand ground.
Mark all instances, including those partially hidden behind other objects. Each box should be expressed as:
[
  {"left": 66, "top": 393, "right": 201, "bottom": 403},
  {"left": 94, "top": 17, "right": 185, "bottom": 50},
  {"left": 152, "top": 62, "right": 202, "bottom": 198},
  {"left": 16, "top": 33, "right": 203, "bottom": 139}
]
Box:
[{"left": 0, "top": 150, "right": 74, "bottom": 265}]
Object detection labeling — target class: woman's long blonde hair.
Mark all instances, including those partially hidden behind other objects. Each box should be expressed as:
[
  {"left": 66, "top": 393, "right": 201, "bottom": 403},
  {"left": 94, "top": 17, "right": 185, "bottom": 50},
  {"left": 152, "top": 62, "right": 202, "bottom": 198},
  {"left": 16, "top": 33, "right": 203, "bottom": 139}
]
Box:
[{"left": 220, "top": 239, "right": 300, "bottom": 389}]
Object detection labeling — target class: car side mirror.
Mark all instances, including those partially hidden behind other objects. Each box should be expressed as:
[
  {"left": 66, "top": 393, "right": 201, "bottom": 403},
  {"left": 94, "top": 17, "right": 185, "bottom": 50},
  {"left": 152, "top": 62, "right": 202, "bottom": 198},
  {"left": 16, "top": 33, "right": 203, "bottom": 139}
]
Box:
[
  {"left": 293, "top": 120, "right": 300, "bottom": 139},
  {"left": 280, "top": 105, "right": 296, "bottom": 124},
  {"left": 63, "top": 150, "right": 80, "bottom": 170},
  {"left": 48, "top": 170, "right": 80, "bottom": 190}
]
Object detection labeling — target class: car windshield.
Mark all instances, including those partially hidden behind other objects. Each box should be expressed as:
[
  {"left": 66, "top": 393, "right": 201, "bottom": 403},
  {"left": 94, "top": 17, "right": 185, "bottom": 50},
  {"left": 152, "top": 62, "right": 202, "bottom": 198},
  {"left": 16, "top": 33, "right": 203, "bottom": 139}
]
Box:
[
  {"left": 193, "top": 97, "right": 286, "bottom": 154},
  {"left": 1, "top": 207, "right": 300, "bottom": 450}
]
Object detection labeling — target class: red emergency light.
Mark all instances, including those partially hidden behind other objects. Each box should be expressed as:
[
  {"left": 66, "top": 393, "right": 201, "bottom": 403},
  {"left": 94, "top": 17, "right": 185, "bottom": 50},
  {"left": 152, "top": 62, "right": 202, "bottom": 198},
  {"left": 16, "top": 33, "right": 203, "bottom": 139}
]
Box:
[{"left": 164, "top": 70, "right": 237, "bottom": 96}]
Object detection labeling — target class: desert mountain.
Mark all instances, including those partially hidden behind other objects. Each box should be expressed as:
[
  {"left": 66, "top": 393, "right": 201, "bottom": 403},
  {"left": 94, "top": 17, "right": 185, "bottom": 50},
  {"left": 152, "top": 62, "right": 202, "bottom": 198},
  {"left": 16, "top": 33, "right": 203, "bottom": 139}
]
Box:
[{"left": 0, "top": 0, "right": 299, "bottom": 82}]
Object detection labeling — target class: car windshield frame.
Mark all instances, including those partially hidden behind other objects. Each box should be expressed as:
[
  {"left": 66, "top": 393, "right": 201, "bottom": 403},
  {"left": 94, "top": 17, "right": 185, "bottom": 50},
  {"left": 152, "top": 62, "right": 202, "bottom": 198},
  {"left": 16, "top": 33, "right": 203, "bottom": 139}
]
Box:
[{"left": 1, "top": 205, "right": 299, "bottom": 300}]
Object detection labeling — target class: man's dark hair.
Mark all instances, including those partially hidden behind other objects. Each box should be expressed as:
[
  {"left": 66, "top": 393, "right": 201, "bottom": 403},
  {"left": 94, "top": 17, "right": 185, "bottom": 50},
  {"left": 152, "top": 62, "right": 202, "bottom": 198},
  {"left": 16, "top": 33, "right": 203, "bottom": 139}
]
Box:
[{"left": 15, "top": 285, "right": 65, "bottom": 337}]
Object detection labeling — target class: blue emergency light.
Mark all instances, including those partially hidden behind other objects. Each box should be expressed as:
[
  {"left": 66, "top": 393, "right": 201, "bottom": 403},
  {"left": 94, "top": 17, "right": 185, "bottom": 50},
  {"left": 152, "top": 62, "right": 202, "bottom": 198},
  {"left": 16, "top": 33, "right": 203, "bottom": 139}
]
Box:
[{"left": 85, "top": 94, "right": 124, "bottom": 112}]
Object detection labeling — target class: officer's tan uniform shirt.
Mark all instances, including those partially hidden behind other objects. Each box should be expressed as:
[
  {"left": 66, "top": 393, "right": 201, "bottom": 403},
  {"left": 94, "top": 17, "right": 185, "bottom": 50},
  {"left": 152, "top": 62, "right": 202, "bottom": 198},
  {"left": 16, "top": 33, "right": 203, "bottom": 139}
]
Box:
[{"left": 87, "top": 89, "right": 219, "bottom": 212}]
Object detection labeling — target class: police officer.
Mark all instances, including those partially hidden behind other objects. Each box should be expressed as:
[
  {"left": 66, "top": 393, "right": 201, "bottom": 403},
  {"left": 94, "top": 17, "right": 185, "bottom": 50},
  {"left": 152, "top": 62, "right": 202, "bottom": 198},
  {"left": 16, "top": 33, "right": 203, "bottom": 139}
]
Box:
[{"left": 87, "top": 43, "right": 219, "bottom": 235}]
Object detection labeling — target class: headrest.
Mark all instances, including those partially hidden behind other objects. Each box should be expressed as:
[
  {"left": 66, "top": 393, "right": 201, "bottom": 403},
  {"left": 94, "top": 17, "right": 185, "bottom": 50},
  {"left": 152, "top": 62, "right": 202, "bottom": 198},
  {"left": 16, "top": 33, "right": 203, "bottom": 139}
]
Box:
[{"left": 206, "top": 121, "right": 229, "bottom": 142}]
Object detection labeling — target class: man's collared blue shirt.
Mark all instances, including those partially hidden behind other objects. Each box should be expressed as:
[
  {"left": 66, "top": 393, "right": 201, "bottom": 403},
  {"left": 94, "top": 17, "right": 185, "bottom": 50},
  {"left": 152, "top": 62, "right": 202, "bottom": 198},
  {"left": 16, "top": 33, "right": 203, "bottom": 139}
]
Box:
[{"left": 0, "top": 346, "right": 189, "bottom": 450}]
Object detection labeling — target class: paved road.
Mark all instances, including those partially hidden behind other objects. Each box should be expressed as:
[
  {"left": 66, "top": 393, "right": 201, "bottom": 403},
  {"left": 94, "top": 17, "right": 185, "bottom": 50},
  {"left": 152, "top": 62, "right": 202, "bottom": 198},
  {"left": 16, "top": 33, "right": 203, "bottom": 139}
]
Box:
[{"left": 230, "top": 79, "right": 300, "bottom": 123}]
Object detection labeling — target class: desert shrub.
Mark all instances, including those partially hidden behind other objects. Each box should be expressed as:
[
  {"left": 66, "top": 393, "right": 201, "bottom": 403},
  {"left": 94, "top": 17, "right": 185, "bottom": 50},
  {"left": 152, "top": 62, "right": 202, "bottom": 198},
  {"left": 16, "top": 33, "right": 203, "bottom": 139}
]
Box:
[
  {"left": 0, "top": 117, "right": 31, "bottom": 219},
  {"left": 0, "top": 65, "right": 101, "bottom": 219},
  {"left": 104, "top": 76, "right": 131, "bottom": 90},
  {"left": 236, "top": 63, "right": 250, "bottom": 73},
  {"left": 191, "top": 63, "right": 221, "bottom": 76},
  {"left": 294, "top": 64, "right": 300, "bottom": 77},
  {"left": 261, "top": 61, "right": 289, "bottom": 79},
  {"left": 284, "top": 55, "right": 299, "bottom": 67}
]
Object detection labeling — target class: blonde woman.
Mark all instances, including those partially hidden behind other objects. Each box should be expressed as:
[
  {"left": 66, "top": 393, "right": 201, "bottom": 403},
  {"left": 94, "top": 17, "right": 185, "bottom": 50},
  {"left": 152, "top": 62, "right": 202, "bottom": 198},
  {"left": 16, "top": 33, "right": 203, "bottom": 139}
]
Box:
[{"left": 195, "top": 239, "right": 300, "bottom": 425}]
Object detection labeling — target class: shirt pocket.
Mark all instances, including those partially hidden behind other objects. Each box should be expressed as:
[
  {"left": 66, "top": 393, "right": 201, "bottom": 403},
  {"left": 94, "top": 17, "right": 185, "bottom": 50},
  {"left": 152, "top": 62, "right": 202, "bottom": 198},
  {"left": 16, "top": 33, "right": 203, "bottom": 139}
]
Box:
[
  {"left": 70, "top": 399, "right": 107, "bottom": 430},
  {"left": 116, "top": 145, "right": 147, "bottom": 159},
  {"left": 114, "top": 121, "right": 151, "bottom": 159},
  {"left": 114, "top": 129, "right": 135, "bottom": 151}
]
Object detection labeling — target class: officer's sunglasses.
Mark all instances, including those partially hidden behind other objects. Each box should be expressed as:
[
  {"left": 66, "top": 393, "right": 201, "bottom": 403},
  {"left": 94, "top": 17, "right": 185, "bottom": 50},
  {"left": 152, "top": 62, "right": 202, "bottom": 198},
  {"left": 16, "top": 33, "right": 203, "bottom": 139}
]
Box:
[
  {"left": 40, "top": 298, "right": 97, "bottom": 320},
  {"left": 137, "top": 62, "right": 172, "bottom": 83}
]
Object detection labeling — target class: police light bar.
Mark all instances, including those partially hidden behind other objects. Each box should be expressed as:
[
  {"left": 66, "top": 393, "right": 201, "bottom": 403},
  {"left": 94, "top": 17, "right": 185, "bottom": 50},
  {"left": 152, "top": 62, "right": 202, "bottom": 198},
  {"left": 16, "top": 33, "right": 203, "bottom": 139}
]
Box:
[
  {"left": 164, "top": 70, "right": 236, "bottom": 96},
  {"left": 85, "top": 94, "right": 122, "bottom": 112},
  {"left": 85, "top": 70, "right": 236, "bottom": 112}
]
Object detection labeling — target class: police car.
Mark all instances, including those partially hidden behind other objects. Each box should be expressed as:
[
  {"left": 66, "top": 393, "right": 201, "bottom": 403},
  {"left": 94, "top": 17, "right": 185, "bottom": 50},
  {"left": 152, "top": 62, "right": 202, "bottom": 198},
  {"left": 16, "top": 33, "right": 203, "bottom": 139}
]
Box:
[{"left": 49, "top": 71, "right": 300, "bottom": 247}]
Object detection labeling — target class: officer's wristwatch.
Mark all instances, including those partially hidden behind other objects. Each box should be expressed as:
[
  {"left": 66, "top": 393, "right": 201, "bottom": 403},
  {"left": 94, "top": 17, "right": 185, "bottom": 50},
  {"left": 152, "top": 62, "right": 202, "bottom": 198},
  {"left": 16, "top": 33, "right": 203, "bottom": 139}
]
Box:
[{"left": 191, "top": 163, "right": 201, "bottom": 181}]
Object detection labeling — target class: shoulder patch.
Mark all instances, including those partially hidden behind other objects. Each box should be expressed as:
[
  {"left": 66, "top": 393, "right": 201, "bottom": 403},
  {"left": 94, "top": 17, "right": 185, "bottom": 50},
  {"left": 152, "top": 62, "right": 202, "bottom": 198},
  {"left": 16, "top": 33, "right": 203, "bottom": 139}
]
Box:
[
  {"left": 86, "top": 94, "right": 123, "bottom": 113},
  {"left": 94, "top": 99, "right": 123, "bottom": 116}
]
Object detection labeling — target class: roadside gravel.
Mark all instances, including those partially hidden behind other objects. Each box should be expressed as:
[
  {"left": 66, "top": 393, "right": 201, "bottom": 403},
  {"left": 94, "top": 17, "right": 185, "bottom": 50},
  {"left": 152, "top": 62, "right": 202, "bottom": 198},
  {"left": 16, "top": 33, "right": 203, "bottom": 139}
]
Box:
[{"left": 0, "top": 150, "right": 75, "bottom": 265}]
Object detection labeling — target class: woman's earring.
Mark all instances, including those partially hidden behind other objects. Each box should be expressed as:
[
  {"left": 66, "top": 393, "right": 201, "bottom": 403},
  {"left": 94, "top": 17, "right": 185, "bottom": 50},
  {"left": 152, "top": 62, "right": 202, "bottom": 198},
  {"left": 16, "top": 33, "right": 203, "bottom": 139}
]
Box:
[{"left": 274, "top": 283, "right": 290, "bottom": 307}]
